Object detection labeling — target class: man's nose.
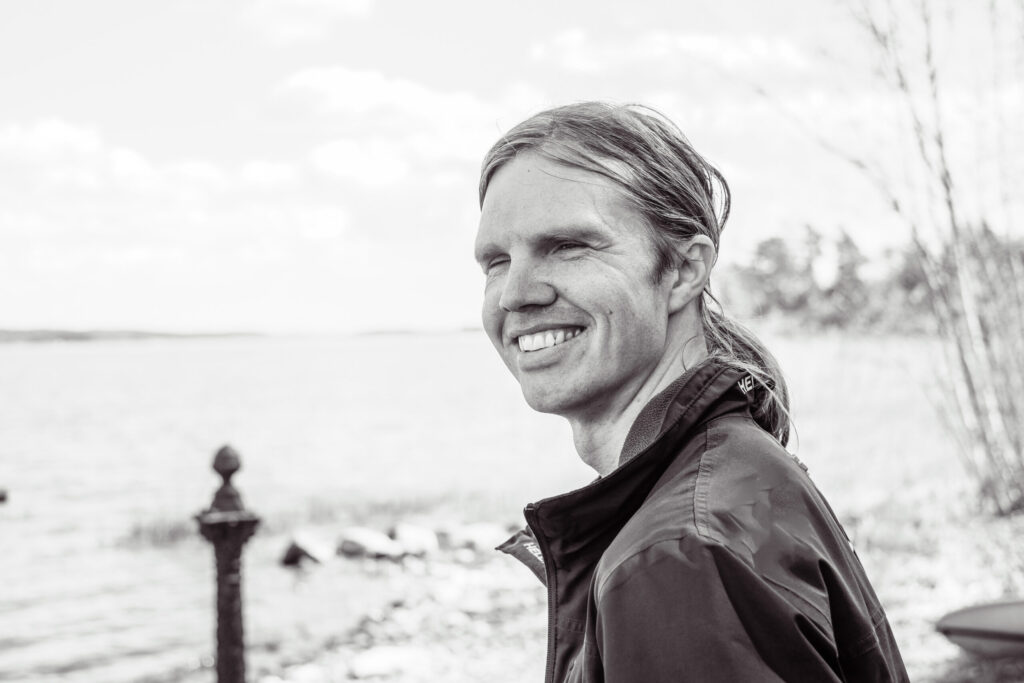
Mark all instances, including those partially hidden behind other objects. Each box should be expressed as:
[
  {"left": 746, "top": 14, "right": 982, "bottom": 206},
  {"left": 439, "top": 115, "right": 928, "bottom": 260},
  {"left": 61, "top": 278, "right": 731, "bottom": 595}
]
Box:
[{"left": 498, "top": 260, "right": 556, "bottom": 312}]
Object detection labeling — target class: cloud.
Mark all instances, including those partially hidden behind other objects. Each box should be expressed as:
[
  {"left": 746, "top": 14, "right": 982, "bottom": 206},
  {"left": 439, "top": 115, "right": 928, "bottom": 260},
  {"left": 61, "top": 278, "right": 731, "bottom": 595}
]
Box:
[
  {"left": 243, "top": 0, "right": 374, "bottom": 45},
  {"left": 0, "top": 119, "right": 110, "bottom": 190},
  {"left": 240, "top": 160, "right": 300, "bottom": 188},
  {"left": 0, "top": 119, "right": 103, "bottom": 160},
  {"left": 280, "top": 66, "right": 490, "bottom": 125},
  {"left": 0, "top": 117, "right": 306, "bottom": 199},
  {"left": 166, "top": 160, "right": 230, "bottom": 193},
  {"left": 0, "top": 119, "right": 167, "bottom": 193},
  {"left": 310, "top": 138, "right": 411, "bottom": 187},
  {"left": 530, "top": 28, "right": 812, "bottom": 74},
  {"left": 0, "top": 197, "right": 351, "bottom": 266},
  {"left": 108, "top": 148, "right": 160, "bottom": 191},
  {"left": 281, "top": 66, "right": 549, "bottom": 185},
  {"left": 528, "top": 29, "right": 600, "bottom": 72},
  {"left": 209, "top": 203, "right": 351, "bottom": 251},
  {"left": 0, "top": 114, "right": 484, "bottom": 333}
]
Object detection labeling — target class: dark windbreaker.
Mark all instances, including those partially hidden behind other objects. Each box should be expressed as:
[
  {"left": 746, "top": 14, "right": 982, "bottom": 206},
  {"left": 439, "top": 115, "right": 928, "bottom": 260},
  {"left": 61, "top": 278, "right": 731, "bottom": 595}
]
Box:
[{"left": 498, "top": 361, "right": 909, "bottom": 682}]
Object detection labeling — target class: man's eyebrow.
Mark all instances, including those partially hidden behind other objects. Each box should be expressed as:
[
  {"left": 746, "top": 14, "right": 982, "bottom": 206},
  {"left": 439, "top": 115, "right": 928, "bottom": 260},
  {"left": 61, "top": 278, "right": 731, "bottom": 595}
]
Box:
[
  {"left": 474, "top": 224, "right": 610, "bottom": 264},
  {"left": 537, "top": 225, "right": 609, "bottom": 246},
  {"left": 474, "top": 241, "right": 501, "bottom": 264}
]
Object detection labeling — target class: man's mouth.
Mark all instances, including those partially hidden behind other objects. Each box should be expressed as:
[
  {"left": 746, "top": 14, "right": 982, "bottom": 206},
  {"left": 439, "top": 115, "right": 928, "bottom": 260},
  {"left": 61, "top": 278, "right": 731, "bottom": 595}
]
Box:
[{"left": 516, "top": 327, "right": 585, "bottom": 352}]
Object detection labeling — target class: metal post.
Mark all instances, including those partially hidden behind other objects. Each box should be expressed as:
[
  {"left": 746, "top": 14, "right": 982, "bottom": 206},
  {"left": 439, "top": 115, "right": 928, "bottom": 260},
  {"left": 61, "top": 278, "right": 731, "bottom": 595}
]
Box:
[{"left": 196, "top": 445, "right": 260, "bottom": 683}]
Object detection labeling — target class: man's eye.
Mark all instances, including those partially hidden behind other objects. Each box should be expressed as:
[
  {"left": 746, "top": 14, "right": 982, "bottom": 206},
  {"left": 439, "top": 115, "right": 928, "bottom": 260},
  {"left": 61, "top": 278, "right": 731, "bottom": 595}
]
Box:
[
  {"left": 555, "top": 242, "right": 585, "bottom": 253},
  {"left": 485, "top": 258, "right": 509, "bottom": 273}
]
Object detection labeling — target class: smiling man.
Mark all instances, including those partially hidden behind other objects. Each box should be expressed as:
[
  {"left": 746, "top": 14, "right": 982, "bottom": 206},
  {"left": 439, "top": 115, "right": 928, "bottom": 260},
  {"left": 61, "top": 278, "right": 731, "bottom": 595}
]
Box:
[{"left": 475, "top": 103, "right": 908, "bottom": 682}]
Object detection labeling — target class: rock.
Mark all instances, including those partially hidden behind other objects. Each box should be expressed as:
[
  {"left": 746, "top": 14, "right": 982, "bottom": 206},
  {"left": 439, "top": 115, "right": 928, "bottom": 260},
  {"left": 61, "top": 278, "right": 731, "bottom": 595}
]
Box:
[
  {"left": 442, "top": 610, "right": 472, "bottom": 628},
  {"left": 403, "top": 556, "right": 428, "bottom": 575},
  {"left": 390, "top": 522, "right": 439, "bottom": 556},
  {"left": 337, "top": 526, "right": 404, "bottom": 560},
  {"left": 348, "top": 645, "right": 431, "bottom": 679},
  {"left": 453, "top": 548, "right": 477, "bottom": 564},
  {"left": 283, "top": 663, "right": 329, "bottom": 683},
  {"left": 443, "top": 522, "right": 508, "bottom": 552},
  {"left": 457, "top": 589, "right": 495, "bottom": 616},
  {"left": 388, "top": 606, "right": 423, "bottom": 634},
  {"left": 281, "top": 532, "right": 333, "bottom": 567}
]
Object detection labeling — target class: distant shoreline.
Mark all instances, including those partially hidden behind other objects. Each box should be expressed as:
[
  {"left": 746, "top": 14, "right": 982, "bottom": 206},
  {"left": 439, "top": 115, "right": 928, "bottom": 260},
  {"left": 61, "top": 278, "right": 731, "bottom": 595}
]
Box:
[
  {"left": 0, "top": 327, "right": 484, "bottom": 343},
  {"left": 0, "top": 329, "right": 264, "bottom": 343}
]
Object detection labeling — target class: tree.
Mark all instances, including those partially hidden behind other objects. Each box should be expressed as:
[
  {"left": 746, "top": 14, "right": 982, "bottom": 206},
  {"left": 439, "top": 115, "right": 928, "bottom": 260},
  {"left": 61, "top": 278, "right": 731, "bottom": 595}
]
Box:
[
  {"left": 739, "top": 236, "right": 816, "bottom": 317},
  {"left": 819, "top": 229, "right": 869, "bottom": 328}
]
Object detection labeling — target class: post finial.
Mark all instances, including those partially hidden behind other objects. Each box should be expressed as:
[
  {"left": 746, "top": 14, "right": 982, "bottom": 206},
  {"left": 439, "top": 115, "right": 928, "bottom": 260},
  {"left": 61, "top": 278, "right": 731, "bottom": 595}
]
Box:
[
  {"left": 213, "top": 444, "right": 241, "bottom": 481},
  {"left": 209, "top": 444, "right": 245, "bottom": 513}
]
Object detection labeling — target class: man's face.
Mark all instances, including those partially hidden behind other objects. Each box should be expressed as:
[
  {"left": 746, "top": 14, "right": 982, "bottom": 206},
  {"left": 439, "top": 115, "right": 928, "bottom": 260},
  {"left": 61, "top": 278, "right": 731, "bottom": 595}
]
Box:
[{"left": 474, "top": 152, "right": 676, "bottom": 420}]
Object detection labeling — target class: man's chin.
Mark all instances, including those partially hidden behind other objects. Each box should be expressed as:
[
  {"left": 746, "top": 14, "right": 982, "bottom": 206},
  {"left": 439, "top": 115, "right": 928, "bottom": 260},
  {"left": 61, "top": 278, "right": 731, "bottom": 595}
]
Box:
[{"left": 519, "top": 383, "right": 580, "bottom": 416}]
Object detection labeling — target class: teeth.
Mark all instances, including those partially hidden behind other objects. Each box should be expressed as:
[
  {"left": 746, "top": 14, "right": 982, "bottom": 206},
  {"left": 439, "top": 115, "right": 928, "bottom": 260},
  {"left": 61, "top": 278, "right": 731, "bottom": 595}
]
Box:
[{"left": 516, "top": 327, "right": 582, "bottom": 352}]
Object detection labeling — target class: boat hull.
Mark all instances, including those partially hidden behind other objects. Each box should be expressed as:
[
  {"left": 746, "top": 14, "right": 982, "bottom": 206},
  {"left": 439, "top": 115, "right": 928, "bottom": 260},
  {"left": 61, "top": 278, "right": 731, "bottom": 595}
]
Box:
[{"left": 936, "top": 599, "right": 1024, "bottom": 658}]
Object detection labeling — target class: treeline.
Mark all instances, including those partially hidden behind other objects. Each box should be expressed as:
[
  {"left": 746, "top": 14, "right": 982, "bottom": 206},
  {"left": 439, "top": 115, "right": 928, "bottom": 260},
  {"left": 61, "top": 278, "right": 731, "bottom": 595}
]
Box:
[{"left": 715, "top": 226, "right": 937, "bottom": 332}]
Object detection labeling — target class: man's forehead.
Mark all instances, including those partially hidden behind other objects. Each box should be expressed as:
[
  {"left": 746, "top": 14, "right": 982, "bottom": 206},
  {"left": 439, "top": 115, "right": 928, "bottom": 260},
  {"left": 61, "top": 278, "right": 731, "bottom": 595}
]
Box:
[
  {"left": 475, "top": 197, "right": 618, "bottom": 259},
  {"left": 475, "top": 158, "right": 639, "bottom": 257}
]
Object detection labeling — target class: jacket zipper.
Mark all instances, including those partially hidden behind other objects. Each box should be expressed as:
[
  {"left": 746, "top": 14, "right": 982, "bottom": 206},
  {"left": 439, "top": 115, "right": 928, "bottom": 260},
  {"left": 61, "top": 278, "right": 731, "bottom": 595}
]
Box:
[{"left": 525, "top": 503, "right": 557, "bottom": 683}]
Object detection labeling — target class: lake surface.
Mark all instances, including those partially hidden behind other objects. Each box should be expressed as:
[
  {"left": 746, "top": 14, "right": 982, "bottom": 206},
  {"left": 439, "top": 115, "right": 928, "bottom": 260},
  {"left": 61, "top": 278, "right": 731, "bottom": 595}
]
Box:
[
  {"left": 0, "top": 333, "right": 593, "bottom": 682},
  {"left": 0, "top": 331, "right": 956, "bottom": 682}
]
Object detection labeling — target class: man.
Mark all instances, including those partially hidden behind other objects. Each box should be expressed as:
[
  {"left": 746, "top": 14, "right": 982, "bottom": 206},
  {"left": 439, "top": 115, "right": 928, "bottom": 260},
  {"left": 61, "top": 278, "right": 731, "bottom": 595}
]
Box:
[{"left": 474, "top": 103, "right": 908, "bottom": 682}]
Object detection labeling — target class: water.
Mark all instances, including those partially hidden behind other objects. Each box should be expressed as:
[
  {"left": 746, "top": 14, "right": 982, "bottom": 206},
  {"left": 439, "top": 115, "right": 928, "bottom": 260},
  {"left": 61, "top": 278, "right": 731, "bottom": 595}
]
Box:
[{"left": 0, "top": 333, "right": 591, "bottom": 682}]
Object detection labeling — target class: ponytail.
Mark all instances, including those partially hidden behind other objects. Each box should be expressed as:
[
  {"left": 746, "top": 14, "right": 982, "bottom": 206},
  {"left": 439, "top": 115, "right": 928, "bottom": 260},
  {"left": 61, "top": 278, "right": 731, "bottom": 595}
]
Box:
[{"left": 701, "top": 293, "right": 791, "bottom": 446}]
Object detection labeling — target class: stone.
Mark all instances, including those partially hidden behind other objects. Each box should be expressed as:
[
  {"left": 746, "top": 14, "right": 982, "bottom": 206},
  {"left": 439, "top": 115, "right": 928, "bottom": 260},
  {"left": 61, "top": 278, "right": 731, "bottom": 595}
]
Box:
[
  {"left": 348, "top": 645, "right": 432, "bottom": 679},
  {"left": 443, "top": 522, "right": 507, "bottom": 552},
  {"left": 453, "top": 548, "right": 477, "bottom": 564},
  {"left": 281, "top": 532, "right": 333, "bottom": 567},
  {"left": 457, "top": 589, "right": 495, "bottom": 616},
  {"left": 284, "top": 663, "right": 330, "bottom": 683},
  {"left": 390, "top": 522, "right": 440, "bottom": 556},
  {"left": 337, "top": 527, "right": 405, "bottom": 560}
]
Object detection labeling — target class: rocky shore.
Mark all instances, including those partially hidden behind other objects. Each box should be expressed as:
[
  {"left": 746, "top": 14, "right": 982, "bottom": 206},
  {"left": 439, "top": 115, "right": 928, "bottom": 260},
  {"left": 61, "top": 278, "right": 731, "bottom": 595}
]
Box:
[
  {"left": 230, "top": 506, "right": 1024, "bottom": 683},
  {"left": 248, "top": 520, "right": 547, "bottom": 683}
]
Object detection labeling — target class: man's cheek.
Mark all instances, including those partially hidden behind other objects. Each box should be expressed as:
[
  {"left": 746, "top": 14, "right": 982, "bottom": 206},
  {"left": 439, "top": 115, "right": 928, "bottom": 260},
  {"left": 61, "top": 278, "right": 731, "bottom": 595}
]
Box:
[
  {"left": 480, "top": 294, "right": 501, "bottom": 340},
  {"left": 482, "top": 317, "right": 506, "bottom": 359}
]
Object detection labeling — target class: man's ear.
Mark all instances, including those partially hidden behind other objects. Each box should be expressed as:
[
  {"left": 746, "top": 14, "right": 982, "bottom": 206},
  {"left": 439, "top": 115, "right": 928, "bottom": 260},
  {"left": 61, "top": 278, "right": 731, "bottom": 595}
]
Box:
[{"left": 666, "top": 235, "right": 717, "bottom": 314}]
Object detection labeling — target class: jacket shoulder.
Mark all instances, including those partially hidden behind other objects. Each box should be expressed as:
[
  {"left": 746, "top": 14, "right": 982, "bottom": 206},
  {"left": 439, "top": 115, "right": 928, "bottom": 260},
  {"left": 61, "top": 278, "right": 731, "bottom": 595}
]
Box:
[
  {"left": 695, "top": 417, "right": 903, "bottom": 659},
  {"left": 694, "top": 414, "right": 840, "bottom": 559},
  {"left": 601, "top": 414, "right": 808, "bottom": 568},
  {"left": 597, "top": 415, "right": 848, "bottom": 630},
  {"left": 592, "top": 416, "right": 908, "bottom": 680}
]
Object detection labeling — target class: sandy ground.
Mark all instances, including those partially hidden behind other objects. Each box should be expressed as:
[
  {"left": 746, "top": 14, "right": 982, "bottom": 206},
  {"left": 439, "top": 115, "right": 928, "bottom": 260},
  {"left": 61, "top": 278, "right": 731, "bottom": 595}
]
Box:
[{"left": 847, "top": 487, "right": 1024, "bottom": 682}]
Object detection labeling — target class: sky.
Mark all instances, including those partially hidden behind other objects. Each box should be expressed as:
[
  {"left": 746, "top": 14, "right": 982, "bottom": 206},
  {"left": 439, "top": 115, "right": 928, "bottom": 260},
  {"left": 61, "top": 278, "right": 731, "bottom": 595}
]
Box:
[{"left": 1, "top": 0, "right": 1019, "bottom": 333}]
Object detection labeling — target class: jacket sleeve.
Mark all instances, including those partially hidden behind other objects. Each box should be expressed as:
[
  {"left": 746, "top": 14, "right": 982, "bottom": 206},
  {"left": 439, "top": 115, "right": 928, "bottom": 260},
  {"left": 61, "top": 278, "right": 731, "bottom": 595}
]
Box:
[{"left": 592, "top": 535, "right": 844, "bottom": 683}]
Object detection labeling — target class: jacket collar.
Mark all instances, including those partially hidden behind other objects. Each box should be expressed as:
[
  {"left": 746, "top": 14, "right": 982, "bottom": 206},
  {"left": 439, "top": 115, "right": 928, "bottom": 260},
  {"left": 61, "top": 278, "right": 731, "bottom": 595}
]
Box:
[
  {"left": 617, "top": 363, "right": 702, "bottom": 467},
  {"left": 498, "top": 360, "right": 751, "bottom": 580}
]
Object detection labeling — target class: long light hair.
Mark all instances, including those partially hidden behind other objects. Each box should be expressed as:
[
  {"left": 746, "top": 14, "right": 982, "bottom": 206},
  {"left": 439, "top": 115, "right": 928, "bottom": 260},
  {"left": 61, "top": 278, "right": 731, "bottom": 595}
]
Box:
[{"left": 479, "top": 102, "right": 791, "bottom": 446}]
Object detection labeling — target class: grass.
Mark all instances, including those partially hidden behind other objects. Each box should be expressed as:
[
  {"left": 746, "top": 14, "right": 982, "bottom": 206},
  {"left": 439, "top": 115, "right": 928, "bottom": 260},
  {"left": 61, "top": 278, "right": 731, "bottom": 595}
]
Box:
[{"left": 117, "top": 492, "right": 497, "bottom": 549}]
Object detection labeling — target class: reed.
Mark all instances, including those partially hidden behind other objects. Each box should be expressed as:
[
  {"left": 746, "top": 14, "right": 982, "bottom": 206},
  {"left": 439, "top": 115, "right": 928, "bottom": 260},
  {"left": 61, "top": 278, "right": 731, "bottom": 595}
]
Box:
[{"left": 854, "top": 0, "right": 1024, "bottom": 514}]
